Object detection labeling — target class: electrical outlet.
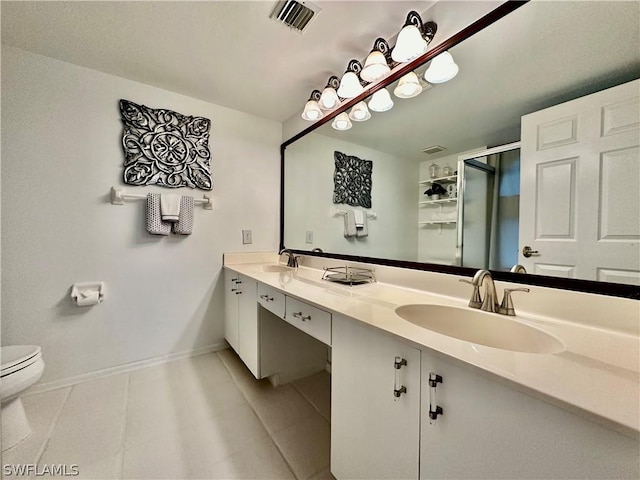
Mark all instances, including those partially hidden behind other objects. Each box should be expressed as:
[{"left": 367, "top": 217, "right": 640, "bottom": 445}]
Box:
[
  {"left": 305, "top": 231, "right": 314, "bottom": 244},
  {"left": 242, "top": 229, "right": 252, "bottom": 245}
]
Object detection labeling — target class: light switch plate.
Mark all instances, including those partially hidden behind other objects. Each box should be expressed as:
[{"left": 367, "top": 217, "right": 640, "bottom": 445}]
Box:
[
  {"left": 242, "top": 229, "right": 252, "bottom": 244},
  {"left": 305, "top": 231, "right": 314, "bottom": 244}
]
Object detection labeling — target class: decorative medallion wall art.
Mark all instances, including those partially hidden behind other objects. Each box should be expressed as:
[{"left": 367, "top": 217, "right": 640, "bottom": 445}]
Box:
[
  {"left": 333, "top": 151, "right": 373, "bottom": 208},
  {"left": 119, "top": 99, "right": 213, "bottom": 190}
]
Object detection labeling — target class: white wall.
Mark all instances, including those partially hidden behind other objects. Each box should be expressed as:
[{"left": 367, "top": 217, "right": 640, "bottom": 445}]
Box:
[
  {"left": 1, "top": 46, "right": 282, "bottom": 384},
  {"left": 285, "top": 132, "right": 417, "bottom": 260}
]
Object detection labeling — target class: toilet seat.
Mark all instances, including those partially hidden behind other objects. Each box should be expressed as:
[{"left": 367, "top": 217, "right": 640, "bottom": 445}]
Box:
[{"left": 1, "top": 346, "right": 42, "bottom": 377}]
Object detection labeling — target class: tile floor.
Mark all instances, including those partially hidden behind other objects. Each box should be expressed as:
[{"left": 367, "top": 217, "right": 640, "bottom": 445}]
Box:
[{"left": 2, "top": 349, "right": 335, "bottom": 480}]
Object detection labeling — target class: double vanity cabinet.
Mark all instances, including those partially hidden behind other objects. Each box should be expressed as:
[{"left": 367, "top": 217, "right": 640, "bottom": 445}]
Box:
[{"left": 223, "top": 258, "right": 639, "bottom": 479}]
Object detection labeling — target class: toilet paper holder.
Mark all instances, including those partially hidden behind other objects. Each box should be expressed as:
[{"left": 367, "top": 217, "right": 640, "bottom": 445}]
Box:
[{"left": 70, "top": 282, "right": 105, "bottom": 306}]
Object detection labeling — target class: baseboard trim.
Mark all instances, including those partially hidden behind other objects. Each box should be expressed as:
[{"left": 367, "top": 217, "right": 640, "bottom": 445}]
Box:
[{"left": 26, "top": 342, "right": 229, "bottom": 396}]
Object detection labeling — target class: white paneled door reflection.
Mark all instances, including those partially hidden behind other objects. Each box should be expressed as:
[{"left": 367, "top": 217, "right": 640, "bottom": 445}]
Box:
[{"left": 519, "top": 79, "right": 640, "bottom": 285}]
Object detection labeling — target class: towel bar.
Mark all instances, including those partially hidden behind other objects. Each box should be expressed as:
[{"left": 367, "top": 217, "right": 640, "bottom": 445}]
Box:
[
  {"left": 330, "top": 207, "right": 376, "bottom": 219},
  {"left": 110, "top": 187, "right": 213, "bottom": 209}
]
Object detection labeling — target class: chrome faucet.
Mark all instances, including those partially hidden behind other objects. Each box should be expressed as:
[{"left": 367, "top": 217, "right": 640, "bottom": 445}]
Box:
[
  {"left": 472, "top": 269, "right": 499, "bottom": 313},
  {"left": 460, "top": 269, "right": 530, "bottom": 316},
  {"left": 278, "top": 248, "right": 299, "bottom": 268},
  {"left": 510, "top": 264, "right": 527, "bottom": 273}
]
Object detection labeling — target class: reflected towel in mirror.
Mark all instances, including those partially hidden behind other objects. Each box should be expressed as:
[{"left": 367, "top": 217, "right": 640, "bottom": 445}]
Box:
[
  {"left": 356, "top": 211, "right": 368, "bottom": 238},
  {"left": 344, "top": 210, "right": 356, "bottom": 237}
]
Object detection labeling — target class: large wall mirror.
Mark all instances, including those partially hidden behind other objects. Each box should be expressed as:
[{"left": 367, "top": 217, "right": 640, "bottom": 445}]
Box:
[{"left": 282, "top": 1, "right": 640, "bottom": 298}]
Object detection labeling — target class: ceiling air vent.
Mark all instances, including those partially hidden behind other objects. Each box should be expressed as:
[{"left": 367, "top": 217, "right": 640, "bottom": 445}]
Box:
[
  {"left": 270, "top": 0, "right": 320, "bottom": 33},
  {"left": 422, "top": 145, "right": 446, "bottom": 155}
]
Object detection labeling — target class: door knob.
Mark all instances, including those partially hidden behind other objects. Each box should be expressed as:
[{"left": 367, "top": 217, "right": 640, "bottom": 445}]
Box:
[{"left": 522, "top": 245, "right": 540, "bottom": 258}]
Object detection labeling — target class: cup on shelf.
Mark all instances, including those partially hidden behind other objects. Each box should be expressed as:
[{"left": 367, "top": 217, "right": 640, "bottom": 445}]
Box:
[{"left": 446, "top": 184, "right": 457, "bottom": 198}]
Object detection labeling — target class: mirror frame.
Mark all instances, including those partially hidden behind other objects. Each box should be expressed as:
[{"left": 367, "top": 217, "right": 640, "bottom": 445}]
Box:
[{"left": 280, "top": 0, "right": 639, "bottom": 300}]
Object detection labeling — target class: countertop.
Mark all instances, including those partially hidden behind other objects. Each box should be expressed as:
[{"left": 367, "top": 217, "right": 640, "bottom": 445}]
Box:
[{"left": 224, "top": 254, "right": 640, "bottom": 436}]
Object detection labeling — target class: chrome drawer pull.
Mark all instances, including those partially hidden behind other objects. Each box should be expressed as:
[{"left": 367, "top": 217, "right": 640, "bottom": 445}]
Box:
[
  {"left": 259, "top": 294, "right": 274, "bottom": 302},
  {"left": 292, "top": 311, "right": 311, "bottom": 321}
]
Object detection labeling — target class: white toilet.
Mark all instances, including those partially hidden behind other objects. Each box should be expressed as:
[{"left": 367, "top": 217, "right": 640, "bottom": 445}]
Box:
[{"left": 1, "top": 345, "right": 45, "bottom": 451}]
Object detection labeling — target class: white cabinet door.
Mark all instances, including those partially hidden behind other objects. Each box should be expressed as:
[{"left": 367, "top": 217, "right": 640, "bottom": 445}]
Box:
[
  {"left": 224, "top": 270, "right": 259, "bottom": 377},
  {"left": 332, "top": 314, "right": 421, "bottom": 480},
  {"left": 420, "top": 349, "right": 639, "bottom": 479},
  {"left": 519, "top": 79, "right": 640, "bottom": 283},
  {"left": 223, "top": 268, "right": 240, "bottom": 351},
  {"left": 237, "top": 276, "right": 258, "bottom": 378}
]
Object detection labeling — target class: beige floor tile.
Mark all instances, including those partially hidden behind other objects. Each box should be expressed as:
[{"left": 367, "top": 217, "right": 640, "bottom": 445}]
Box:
[
  {"left": 124, "top": 390, "right": 194, "bottom": 448},
  {"left": 309, "top": 467, "right": 337, "bottom": 480},
  {"left": 76, "top": 450, "right": 123, "bottom": 480},
  {"left": 293, "top": 371, "right": 331, "bottom": 414},
  {"left": 125, "top": 362, "right": 246, "bottom": 447},
  {"left": 272, "top": 414, "right": 331, "bottom": 480},
  {"left": 122, "top": 404, "right": 267, "bottom": 479},
  {"left": 39, "top": 375, "right": 128, "bottom": 468},
  {"left": 121, "top": 426, "right": 207, "bottom": 479},
  {"left": 205, "top": 436, "right": 295, "bottom": 480},
  {"left": 218, "top": 349, "right": 276, "bottom": 398},
  {"left": 2, "top": 388, "right": 70, "bottom": 466},
  {"left": 247, "top": 384, "right": 317, "bottom": 435}
]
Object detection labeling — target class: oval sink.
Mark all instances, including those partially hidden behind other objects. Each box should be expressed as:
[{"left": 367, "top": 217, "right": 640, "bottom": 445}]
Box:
[
  {"left": 395, "top": 304, "right": 564, "bottom": 354},
  {"left": 261, "top": 264, "right": 293, "bottom": 273}
]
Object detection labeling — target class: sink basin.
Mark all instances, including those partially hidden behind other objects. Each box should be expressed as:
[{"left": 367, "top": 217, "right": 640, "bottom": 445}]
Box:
[
  {"left": 260, "top": 264, "right": 293, "bottom": 273},
  {"left": 395, "top": 304, "right": 564, "bottom": 354}
]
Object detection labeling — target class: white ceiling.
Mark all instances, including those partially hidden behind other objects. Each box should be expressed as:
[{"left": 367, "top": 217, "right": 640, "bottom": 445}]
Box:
[{"left": 1, "top": 0, "right": 434, "bottom": 122}]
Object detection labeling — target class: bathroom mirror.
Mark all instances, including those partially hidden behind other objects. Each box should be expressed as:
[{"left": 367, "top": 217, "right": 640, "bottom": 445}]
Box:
[{"left": 282, "top": 1, "right": 640, "bottom": 297}]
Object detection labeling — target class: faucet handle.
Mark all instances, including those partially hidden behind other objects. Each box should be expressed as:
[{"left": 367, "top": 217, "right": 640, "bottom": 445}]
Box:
[
  {"left": 499, "top": 288, "right": 530, "bottom": 316},
  {"left": 459, "top": 279, "right": 482, "bottom": 309}
]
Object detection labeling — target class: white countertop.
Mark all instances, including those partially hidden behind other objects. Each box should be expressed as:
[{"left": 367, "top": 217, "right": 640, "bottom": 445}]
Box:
[{"left": 224, "top": 253, "right": 640, "bottom": 436}]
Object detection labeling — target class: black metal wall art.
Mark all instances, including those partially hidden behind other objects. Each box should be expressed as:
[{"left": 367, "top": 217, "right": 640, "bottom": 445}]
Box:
[
  {"left": 119, "top": 99, "right": 213, "bottom": 190},
  {"left": 333, "top": 151, "right": 372, "bottom": 208}
]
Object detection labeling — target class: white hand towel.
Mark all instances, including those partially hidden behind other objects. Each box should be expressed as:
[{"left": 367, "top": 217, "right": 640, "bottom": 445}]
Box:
[
  {"left": 172, "top": 196, "right": 194, "bottom": 235},
  {"left": 344, "top": 210, "right": 356, "bottom": 237},
  {"left": 354, "top": 209, "right": 365, "bottom": 228},
  {"left": 160, "top": 194, "right": 181, "bottom": 222},
  {"left": 356, "top": 212, "right": 368, "bottom": 238},
  {"left": 146, "top": 193, "right": 171, "bottom": 236}
]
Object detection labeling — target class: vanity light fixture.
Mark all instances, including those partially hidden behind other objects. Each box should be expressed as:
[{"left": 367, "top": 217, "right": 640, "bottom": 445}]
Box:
[
  {"left": 367, "top": 87, "right": 394, "bottom": 112},
  {"left": 391, "top": 11, "right": 438, "bottom": 63},
  {"left": 424, "top": 51, "right": 459, "bottom": 84},
  {"left": 332, "top": 112, "right": 352, "bottom": 130},
  {"left": 360, "top": 38, "right": 393, "bottom": 83},
  {"left": 319, "top": 76, "right": 341, "bottom": 110},
  {"left": 301, "top": 90, "right": 323, "bottom": 121},
  {"left": 337, "top": 60, "right": 365, "bottom": 99},
  {"left": 394, "top": 71, "right": 423, "bottom": 98},
  {"left": 348, "top": 101, "right": 371, "bottom": 121}
]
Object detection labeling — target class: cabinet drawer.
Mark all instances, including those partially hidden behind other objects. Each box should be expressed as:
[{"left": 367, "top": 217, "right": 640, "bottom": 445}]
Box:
[
  {"left": 285, "top": 297, "right": 332, "bottom": 346},
  {"left": 257, "top": 283, "right": 285, "bottom": 318}
]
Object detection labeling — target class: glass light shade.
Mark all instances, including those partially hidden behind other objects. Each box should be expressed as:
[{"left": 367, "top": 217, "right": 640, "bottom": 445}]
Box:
[
  {"left": 301, "top": 100, "right": 323, "bottom": 121},
  {"left": 331, "top": 112, "right": 352, "bottom": 131},
  {"left": 391, "top": 25, "right": 428, "bottom": 63},
  {"left": 348, "top": 102, "right": 371, "bottom": 122},
  {"left": 368, "top": 88, "right": 394, "bottom": 112},
  {"left": 337, "top": 72, "right": 364, "bottom": 99},
  {"left": 424, "top": 52, "right": 459, "bottom": 84},
  {"left": 360, "top": 51, "right": 391, "bottom": 83},
  {"left": 319, "top": 87, "right": 340, "bottom": 110},
  {"left": 394, "top": 72, "right": 423, "bottom": 99}
]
